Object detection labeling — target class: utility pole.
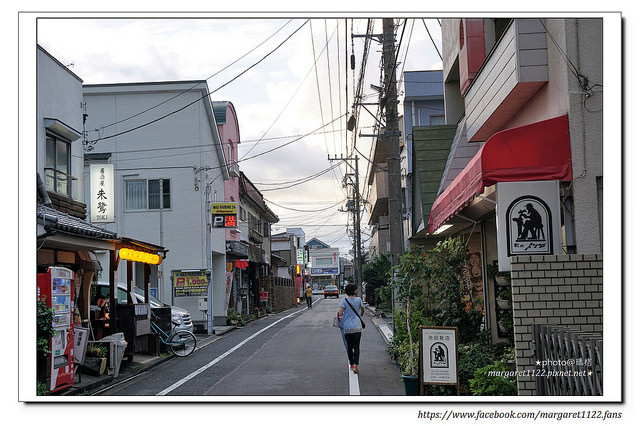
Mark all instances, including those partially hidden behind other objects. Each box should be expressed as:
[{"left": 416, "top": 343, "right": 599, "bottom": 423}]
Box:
[
  {"left": 329, "top": 154, "right": 363, "bottom": 297},
  {"left": 382, "top": 18, "right": 403, "bottom": 268}
]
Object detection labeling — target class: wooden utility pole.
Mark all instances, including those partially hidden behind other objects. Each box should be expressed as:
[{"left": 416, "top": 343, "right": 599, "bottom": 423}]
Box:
[{"left": 383, "top": 18, "right": 404, "bottom": 267}]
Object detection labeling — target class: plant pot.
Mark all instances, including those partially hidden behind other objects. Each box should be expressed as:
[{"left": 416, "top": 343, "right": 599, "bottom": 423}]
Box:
[
  {"left": 496, "top": 299, "right": 511, "bottom": 310},
  {"left": 402, "top": 375, "right": 419, "bottom": 395},
  {"left": 495, "top": 276, "right": 510, "bottom": 286},
  {"left": 82, "top": 357, "right": 107, "bottom": 376}
]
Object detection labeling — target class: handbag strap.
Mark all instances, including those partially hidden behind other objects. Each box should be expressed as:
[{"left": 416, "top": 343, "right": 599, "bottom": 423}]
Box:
[
  {"left": 345, "top": 298, "right": 364, "bottom": 326},
  {"left": 344, "top": 298, "right": 360, "bottom": 318}
]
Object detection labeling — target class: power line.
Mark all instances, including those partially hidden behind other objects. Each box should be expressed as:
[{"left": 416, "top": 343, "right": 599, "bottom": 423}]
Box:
[
  {"left": 87, "top": 19, "right": 309, "bottom": 145},
  {"left": 239, "top": 20, "right": 337, "bottom": 161},
  {"left": 422, "top": 18, "right": 443, "bottom": 61},
  {"left": 91, "top": 20, "right": 294, "bottom": 133},
  {"left": 256, "top": 163, "right": 342, "bottom": 192},
  {"left": 264, "top": 197, "right": 346, "bottom": 212}
]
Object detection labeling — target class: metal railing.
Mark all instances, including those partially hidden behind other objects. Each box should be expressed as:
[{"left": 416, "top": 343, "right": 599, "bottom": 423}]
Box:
[
  {"left": 533, "top": 324, "right": 603, "bottom": 396},
  {"left": 44, "top": 167, "right": 78, "bottom": 198}
]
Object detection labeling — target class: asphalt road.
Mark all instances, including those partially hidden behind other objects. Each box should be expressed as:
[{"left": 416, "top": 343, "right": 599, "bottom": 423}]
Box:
[{"left": 92, "top": 296, "right": 405, "bottom": 399}]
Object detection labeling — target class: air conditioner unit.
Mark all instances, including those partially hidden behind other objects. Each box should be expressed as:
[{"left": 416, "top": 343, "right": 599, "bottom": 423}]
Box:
[{"left": 229, "top": 160, "right": 240, "bottom": 177}]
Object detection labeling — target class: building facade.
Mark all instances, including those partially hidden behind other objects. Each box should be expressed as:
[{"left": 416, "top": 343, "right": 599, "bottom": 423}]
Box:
[
  {"left": 413, "top": 18, "right": 606, "bottom": 395},
  {"left": 307, "top": 238, "right": 340, "bottom": 290},
  {"left": 82, "top": 80, "right": 230, "bottom": 329},
  {"left": 237, "top": 171, "right": 279, "bottom": 314}
]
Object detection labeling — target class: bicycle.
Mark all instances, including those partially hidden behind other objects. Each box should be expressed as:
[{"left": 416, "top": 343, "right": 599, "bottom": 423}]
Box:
[{"left": 150, "top": 312, "right": 197, "bottom": 357}]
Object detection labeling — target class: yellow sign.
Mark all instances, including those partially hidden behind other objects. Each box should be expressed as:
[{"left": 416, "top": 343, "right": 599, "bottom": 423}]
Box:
[
  {"left": 211, "top": 202, "right": 237, "bottom": 215},
  {"left": 173, "top": 270, "right": 208, "bottom": 297}
]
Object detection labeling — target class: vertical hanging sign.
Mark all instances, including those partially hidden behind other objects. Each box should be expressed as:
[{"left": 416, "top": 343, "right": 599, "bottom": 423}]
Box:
[
  {"left": 90, "top": 164, "right": 115, "bottom": 223},
  {"left": 496, "top": 181, "right": 562, "bottom": 271}
]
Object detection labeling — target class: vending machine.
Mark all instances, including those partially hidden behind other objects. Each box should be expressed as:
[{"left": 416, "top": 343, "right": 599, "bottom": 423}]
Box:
[{"left": 37, "top": 266, "right": 75, "bottom": 393}]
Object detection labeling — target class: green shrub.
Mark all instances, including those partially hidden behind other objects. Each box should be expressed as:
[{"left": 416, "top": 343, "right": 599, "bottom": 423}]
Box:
[
  {"left": 226, "top": 308, "right": 244, "bottom": 325},
  {"left": 469, "top": 360, "right": 518, "bottom": 396},
  {"left": 457, "top": 333, "right": 500, "bottom": 392},
  {"left": 86, "top": 343, "right": 107, "bottom": 358},
  {"left": 37, "top": 297, "right": 55, "bottom": 358}
]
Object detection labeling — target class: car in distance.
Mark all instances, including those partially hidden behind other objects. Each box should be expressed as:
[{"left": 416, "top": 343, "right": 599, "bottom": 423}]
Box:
[{"left": 324, "top": 285, "right": 339, "bottom": 298}]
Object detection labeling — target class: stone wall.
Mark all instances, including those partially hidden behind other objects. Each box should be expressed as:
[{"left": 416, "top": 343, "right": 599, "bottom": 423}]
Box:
[{"left": 510, "top": 254, "right": 603, "bottom": 395}]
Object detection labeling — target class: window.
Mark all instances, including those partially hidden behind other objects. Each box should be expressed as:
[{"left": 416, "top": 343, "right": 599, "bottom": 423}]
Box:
[
  {"left": 45, "top": 133, "right": 72, "bottom": 196},
  {"left": 430, "top": 115, "right": 445, "bottom": 125},
  {"left": 125, "top": 179, "right": 171, "bottom": 211},
  {"left": 315, "top": 257, "right": 333, "bottom": 266}
]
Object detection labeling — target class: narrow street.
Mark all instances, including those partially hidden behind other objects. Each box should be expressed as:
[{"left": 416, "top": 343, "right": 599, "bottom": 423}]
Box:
[{"left": 89, "top": 296, "right": 405, "bottom": 398}]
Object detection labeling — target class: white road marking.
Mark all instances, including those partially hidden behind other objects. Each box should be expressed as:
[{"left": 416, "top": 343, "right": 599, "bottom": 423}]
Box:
[
  {"left": 156, "top": 309, "right": 304, "bottom": 396},
  {"left": 348, "top": 362, "right": 360, "bottom": 395}
]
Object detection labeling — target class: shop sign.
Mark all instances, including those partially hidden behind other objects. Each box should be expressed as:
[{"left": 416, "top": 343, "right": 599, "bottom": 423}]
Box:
[
  {"left": 310, "top": 267, "right": 339, "bottom": 275},
  {"left": 211, "top": 202, "right": 237, "bottom": 228},
  {"left": 496, "top": 181, "right": 562, "bottom": 271},
  {"left": 173, "top": 270, "right": 208, "bottom": 297},
  {"left": 90, "top": 164, "right": 114, "bottom": 223},
  {"left": 420, "top": 326, "right": 458, "bottom": 386},
  {"left": 296, "top": 248, "right": 306, "bottom": 265}
]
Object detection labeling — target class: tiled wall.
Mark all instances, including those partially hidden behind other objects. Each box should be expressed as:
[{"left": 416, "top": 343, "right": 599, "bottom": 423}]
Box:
[{"left": 510, "top": 254, "right": 603, "bottom": 395}]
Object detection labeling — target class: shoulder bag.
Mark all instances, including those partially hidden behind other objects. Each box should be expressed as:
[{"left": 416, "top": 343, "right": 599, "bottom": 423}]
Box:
[{"left": 345, "top": 298, "right": 366, "bottom": 329}]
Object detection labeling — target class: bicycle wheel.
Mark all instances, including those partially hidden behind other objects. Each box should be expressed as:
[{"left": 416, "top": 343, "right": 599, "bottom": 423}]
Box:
[{"left": 169, "top": 330, "right": 197, "bottom": 357}]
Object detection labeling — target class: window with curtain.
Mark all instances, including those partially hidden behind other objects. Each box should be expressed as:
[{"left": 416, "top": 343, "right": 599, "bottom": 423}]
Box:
[{"left": 125, "top": 179, "right": 171, "bottom": 211}]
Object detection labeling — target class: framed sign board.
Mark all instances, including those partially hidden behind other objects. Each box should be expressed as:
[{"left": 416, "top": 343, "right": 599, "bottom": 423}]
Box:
[{"left": 419, "top": 326, "right": 459, "bottom": 391}]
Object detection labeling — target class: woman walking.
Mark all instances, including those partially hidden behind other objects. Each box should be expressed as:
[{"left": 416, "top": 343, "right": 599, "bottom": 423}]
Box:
[{"left": 337, "top": 283, "right": 365, "bottom": 374}]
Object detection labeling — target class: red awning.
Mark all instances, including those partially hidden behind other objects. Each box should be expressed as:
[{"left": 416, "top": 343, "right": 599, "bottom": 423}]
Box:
[
  {"left": 235, "top": 260, "right": 249, "bottom": 269},
  {"left": 428, "top": 115, "right": 572, "bottom": 234}
]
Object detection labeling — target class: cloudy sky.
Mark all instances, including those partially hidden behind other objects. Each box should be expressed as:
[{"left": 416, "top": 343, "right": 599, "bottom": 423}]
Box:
[{"left": 34, "top": 14, "right": 443, "bottom": 257}]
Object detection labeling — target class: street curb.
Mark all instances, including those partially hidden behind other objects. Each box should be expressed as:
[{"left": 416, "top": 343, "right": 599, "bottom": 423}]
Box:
[
  {"left": 62, "top": 332, "right": 226, "bottom": 396},
  {"left": 364, "top": 305, "right": 394, "bottom": 344},
  {"left": 63, "top": 354, "right": 172, "bottom": 396}
]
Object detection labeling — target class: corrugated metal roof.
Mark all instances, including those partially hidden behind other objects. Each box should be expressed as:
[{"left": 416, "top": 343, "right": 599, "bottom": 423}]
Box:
[
  {"left": 403, "top": 70, "right": 444, "bottom": 99},
  {"left": 413, "top": 124, "right": 457, "bottom": 228}
]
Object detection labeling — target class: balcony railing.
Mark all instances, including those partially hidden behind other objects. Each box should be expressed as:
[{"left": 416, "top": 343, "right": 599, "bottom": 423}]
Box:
[{"left": 44, "top": 168, "right": 78, "bottom": 198}]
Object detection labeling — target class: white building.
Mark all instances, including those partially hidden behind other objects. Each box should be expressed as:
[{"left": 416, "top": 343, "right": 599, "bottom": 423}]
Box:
[
  {"left": 306, "top": 238, "right": 340, "bottom": 290},
  {"left": 82, "top": 80, "right": 230, "bottom": 329}
]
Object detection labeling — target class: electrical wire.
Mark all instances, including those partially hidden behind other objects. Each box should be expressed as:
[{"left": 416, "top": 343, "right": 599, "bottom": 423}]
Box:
[
  {"left": 422, "top": 18, "right": 443, "bottom": 61},
  {"left": 90, "top": 20, "right": 294, "bottom": 133},
  {"left": 239, "top": 20, "right": 337, "bottom": 161},
  {"left": 537, "top": 18, "right": 602, "bottom": 106},
  {"left": 86, "top": 19, "right": 309, "bottom": 145},
  {"left": 264, "top": 197, "right": 346, "bottom": 213},
  {"left": 256, "top": 163, "right": 342, "bottom": 192}
]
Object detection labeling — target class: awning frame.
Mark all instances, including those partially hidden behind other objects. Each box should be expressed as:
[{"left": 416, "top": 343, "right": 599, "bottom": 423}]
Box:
[{"left": 429, "top": 115, "right": 572, "bottom": 234}]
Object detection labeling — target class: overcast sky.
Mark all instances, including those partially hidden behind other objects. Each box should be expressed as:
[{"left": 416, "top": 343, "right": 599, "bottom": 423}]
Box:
[{"left": 35, "top": 14, "right": 443, "bottom": 257}]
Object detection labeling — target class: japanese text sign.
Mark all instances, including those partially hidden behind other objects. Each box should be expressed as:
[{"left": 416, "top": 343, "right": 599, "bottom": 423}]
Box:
[{"left": 90, "top": 164, "right": 114, "bottom": 223}]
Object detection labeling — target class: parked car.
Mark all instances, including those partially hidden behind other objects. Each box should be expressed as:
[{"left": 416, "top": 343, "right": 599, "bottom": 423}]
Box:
[
  {"left": 91, "top": 282, "right": 194, "bottom": 333},
  {"left": 324, "top": 285, "right": 339, "bottom": 298}
]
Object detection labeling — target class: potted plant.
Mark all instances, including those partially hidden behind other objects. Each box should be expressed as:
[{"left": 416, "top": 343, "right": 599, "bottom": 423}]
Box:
[
  {"left": 83, "top": 343, "right": 108, "bottom": 376},
  {"left": 498, "top": 312, "right": 513, "bottom": 337},
  {"left": 226, "top": 308, "right": 243, "bottom": 326},
  {"left": 496, "top": 288, "right": 512, "bottom": 310},
  {"left": 487, "top": 264, "right": 510, "bottom": 286}
]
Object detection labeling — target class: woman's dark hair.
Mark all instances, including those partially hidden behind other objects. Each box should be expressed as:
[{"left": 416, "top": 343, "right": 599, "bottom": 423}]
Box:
[{"left": 345, "top": 283, "right": 358, "bottom": 296}]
